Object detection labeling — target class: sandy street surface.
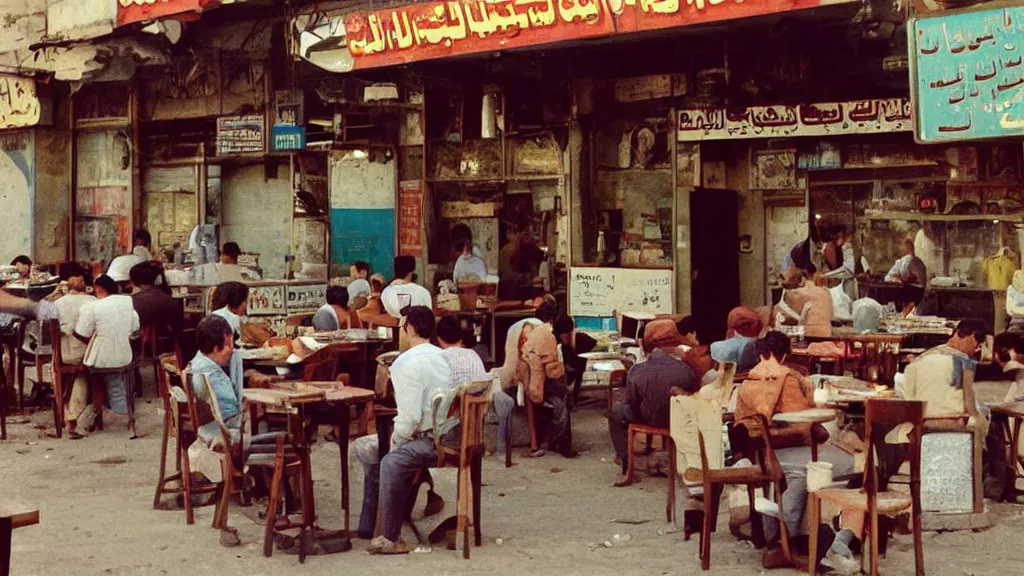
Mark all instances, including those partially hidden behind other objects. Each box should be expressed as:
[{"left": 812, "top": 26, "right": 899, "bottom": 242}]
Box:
[{"left": 2, "top": 378, "right": 1023, "bottom": 576}]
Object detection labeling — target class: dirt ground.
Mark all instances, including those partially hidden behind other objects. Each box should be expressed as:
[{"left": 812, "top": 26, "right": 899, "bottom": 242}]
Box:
[{"left": 2, "top": 377, "right": 1023, "bottom": 576}]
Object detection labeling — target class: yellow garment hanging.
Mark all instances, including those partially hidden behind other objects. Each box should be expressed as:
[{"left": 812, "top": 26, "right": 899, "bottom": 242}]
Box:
[{"left": 983, "top": 253, "right": 1017, "bottom": 290}]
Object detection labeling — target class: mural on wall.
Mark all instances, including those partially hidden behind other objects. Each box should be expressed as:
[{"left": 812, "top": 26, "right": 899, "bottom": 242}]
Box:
[{"left": 0, "top": 131, "right": 34, "bottom": 261}]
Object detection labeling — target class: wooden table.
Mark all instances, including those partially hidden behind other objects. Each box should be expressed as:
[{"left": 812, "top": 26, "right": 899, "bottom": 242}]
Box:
[
  {"left": 1, "top": 502, "right": 38, "bottom": 576},
  {"left": 243, "top": 384, "right": 375, "bottom": 543},
  {"left": 773, "top": 408, "right": 840, "bottom": 461}
]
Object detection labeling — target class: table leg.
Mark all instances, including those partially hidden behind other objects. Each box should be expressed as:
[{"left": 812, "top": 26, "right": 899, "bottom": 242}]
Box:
[
  {"left": 337, "top": 404, "right": 352, "bottom": 538},
  {"left": 811, "top": 440, "right": 818, "bottom": 463},
  {"left": 376, "top": 414, "right": 393, "bottom": 460},
  {"left": 1, "top": 517, "right": 11, "bottom": 576},
  {"left": 489, "top": 313, "right": 497, "bottom": 366}
]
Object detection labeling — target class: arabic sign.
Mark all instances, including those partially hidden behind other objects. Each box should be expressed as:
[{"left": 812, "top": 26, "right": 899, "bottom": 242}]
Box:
[
  {"left": 272, "top": 125, "right": 306, "bottom": 152},
  {"left": 248, "top": 285, "right": 286, "bottom": 316},
  {"left": 910, "top": 7, "right": 1024, "bottom": 143},
  {"left": 216, "top": 114, "right": 264, "bottom": 156},
  {"left": 398, "top": 180, "right": 424, "bottom": 257},
  {"left": 340, "top": 0, "right": 837, "bottom": 71},
  {"left": 677, "top": 98, "right": 913, "bottom": 141},
  {"left": 287, "top": 283, "right": 327, "bottom": 312},
  {"left": 0, "top": 75, "right": 41, "bottom": 129},
  {"left": 117, "top": 0, "right": 209, "bottom": 26}
]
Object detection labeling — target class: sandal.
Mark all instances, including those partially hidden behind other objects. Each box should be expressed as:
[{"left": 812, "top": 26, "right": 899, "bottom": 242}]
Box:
[
  {"left": 219, "top": 528, "right": 241, "bottom": 548},
  {"left": 368, "top": 536, "right": 409, "bottom": 555}
]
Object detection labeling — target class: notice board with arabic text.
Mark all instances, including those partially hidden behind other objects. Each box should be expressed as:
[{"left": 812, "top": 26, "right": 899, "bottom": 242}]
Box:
[
  {"left": 910, "top": 6, "right": 1024, "bottom": 142},
  {"left": 398, "top": 180, "right": 423, "bottom": 257},
  {"left": 569, "top": 266, "right": 673, "bottom": 317}
]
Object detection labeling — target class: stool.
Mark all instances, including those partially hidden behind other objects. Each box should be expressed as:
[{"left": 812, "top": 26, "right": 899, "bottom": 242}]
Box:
[{"left": 625, "top": 423, "right": 676, "bottom": 522}]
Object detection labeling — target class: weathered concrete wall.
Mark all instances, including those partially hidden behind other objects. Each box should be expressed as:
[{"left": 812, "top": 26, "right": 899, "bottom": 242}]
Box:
[
  {"left": 0, "top": 130, "right": 35, "bottom": 262},
  {"left": 34, "top": 128, "right": 70, "bottom": 262},
  {"left": 221, "top": 163, "right": 292, "bottom": 280},
  {"left": 730, "top": 147, "right": 767, "bottom": 307}
]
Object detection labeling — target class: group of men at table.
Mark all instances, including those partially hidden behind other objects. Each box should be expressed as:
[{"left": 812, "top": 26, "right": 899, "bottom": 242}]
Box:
[{"left": 606, "top": 301, "right": 1014, "bottom": 572}]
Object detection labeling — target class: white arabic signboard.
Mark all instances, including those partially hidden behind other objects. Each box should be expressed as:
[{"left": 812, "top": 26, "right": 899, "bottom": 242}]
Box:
[
  {"left": 0, "top": 75, "right": 41, "bottom": 129},
  {"left": 677, "top": 98, "right": 913, "bottom": 141},
  {"left": 287, "top": 283, "right": 327, "bottom": 312}
]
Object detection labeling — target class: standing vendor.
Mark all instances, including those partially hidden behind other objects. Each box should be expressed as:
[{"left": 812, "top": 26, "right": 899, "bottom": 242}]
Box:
[
  {"left": 451, "top": 223, "right": 488, "bottom": 286},
  {"left": 884, "top": 239, "right": 927, "bottom": 287},
  {"left": 499, "top": 224, "right": 543, "bottom": 301},
  {"left": 776, "top": 267, "right": 833, "bottom": 338},
  {"left": 191, "top": 242, "right": 261, "bottom": 285}
]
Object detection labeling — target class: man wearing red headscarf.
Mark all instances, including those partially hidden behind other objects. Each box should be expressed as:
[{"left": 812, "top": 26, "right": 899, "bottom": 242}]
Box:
[{"left": 609, "top": 319, "right": 711, "bottom": 486}]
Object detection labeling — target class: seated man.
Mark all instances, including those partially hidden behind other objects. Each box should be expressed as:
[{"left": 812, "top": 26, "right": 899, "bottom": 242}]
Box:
[
  {"left": 776, "top": 267, "right": 833, "bottom": 338},
  {"left": 351, "top": 307, "right": 453, "bottom": 553},
  {"left": 492, "top": 312, "right": 545, "bottom": 458},
  {"left": 512, "top": 299, "right": 576, "bottom": 458},
  {"left": 984, "top": 331, "right": 1024, "bottom": 498},
  {"left": 74, "top": 275, "right": 139, "bottom": 420},
  {"left": 609, "top": 319, "right": 706, "bottom": 486},
  {"left": 711, "top": 307, "right": 762, "bottom": 374},
  {"left": 897, "top": 319, "right": 986, "bottom": 429},
  {"left": 49, "top": 264, "right": 96, "bottom": 436},
  {"left": 451, "top": 223, "right": 489, "bottom": 286},
  {"left": 210, "top": 281, "right": 249, "bottom": 342},
  {"left": 347, "top": 261, "right": 372, "bottom": 310},
  {"left": 190, "top": 316, "right": 245, "bottom": 435},
  {"left": 553, "top": 315, "right": 598, "bottom": 408},
  {"left": 734, "top": 331, "right": 817, "bottom": 449},
  {"left": 312, "top": 286, "right": 361, "bottom": 332},
  {"left": 130, "top": 262, "right": 182, "bottom": 338}
]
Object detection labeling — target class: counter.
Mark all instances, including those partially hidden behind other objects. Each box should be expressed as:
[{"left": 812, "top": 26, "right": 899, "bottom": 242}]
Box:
[
  {"left": 919, "top": 286, "right": 1006, "bottom": 335},
  {"left": 172, "top": 279, "right": 327, "bottom": 337}
]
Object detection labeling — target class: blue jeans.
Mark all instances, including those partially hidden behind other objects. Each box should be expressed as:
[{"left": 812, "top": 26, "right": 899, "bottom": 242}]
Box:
[
  {"left": 493, "top": 389, "right": 514, "bottom": 455},
  {"left": 355, "top": 435, "right": 445, "bottom": 541},
  {"left": 104, "top": 373, "right": 128, "bottom": 414}
]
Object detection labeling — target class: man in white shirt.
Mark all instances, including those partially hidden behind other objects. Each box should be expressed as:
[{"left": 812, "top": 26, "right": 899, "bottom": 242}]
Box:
[
  {"left": 380, "top": 256, "right": 432, "bottom": 319},
  {"left": 451, "top": 224, "right": 489, "bottom": 286},
  {"left": 107, "top": 230, "right": 154, "bottom": 283},
  {"left": 884, "top": 239, "right": 927, "bottom": 287},
  {"left": 351, "top": 307, "right": 453, "bottom": 554},
  {"left": 347, "top": 261, "right": 373, "bottom": 308},
  {"left": 210, "top": 281, "right": 249, "bottom": 342},
  {"left": 74, "top": 275, "right": 140, "bottom": 416}
]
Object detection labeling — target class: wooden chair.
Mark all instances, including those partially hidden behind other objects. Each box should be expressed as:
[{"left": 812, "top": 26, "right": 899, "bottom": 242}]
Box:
[
  {"left": 0, "top": 363, "right": 6, "bottom": 440},
  {"left": 152, "top": 359, "right": 218, "bottom": 524},
  {"left": 625, "top": 423, "right": 676, "bottom": 522},
  {"left": 419, "top": 378, "right": 492, "bottom": 558},
  {"left": 88, "top": 354, "right": 144, "bottom": 438},
  {"left": 808, "top": 399, "right": 925, "bottom": 576},
  {"left": 688, "top": 413, "right": 781, "bottom": 571},
  {"left": 14, "top": 320, "right": 50, "bottom": 411},
  {"left": 991, "top": 402, "right": 1024, "bottom": 502},
  {"left": 195, "top": 372, "right": 249, "bottom": 532},
  {"left": 140, "top": 322, "right": 183, "bottom": 385},
  {"left": 252, "top": 434, "right": 303, "bottom": 557},
  {"left": 42, "top": 320, "right": 88, "bottom": 438}
]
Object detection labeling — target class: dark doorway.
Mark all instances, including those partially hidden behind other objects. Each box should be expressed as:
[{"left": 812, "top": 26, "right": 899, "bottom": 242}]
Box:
[{"left": 690, "top": 188, "right": 740, "bottom": 344}]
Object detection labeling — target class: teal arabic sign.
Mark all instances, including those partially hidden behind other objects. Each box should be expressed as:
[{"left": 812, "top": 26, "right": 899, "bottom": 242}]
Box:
[{"left": 910, "top": 6, "right": 1024, "bottom": 143}]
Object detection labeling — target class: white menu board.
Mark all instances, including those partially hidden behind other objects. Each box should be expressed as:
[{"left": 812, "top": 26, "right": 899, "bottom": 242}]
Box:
[{"left": 569, "top": 266, "right": 673, "bottom": 317}]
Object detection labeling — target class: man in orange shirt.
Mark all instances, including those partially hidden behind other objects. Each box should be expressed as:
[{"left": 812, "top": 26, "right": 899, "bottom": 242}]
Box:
[{"left": 777, "top": 267, "right": 833, "bottom": 338}]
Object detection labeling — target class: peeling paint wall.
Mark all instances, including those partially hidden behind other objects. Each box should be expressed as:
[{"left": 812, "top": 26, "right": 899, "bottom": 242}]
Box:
[
  {"left": 0, "top": 130, "right": 34, "bottom": 262},
  {"left": 729, "top": 146, "right": 768, "bottom": 307},
  {"left": 221, "top": 163, "right": 292, "bottom": 280},
  {"left": 34, "top": 128, "right": 70, "bottom": 262}
]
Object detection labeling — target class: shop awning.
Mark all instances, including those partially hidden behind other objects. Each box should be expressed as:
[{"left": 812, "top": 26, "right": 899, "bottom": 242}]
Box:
[{"left": 293, "top": 0, "right": 858, "bottom": 73}]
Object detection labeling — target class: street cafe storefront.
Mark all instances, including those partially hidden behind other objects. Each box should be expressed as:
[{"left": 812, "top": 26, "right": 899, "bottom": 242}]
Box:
[{"left": 293, "top": 0, "right": 855, "bottom": 323}]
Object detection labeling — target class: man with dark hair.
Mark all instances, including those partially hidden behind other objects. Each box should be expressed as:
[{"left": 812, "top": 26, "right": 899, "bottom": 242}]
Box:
[
  {"left": 130, "top": 262, "right": 182, "bottom": 338},
  {"left": 190, "top": 315, "right": 244, "bottom": 431},
  {"left": 348, "top": 261, "right": 372, "bottom": 307},
  {"left": 675, "top": 315, "right": 699, "bottom": 345},
  {"left": 380, "top": 255, "right": 432, "bottom": 320},
  {"left": 74, "top": 274, "right": 139, "bottom": 419},
  {"left": 133, "top": 229, "right": 153, "bottom": 260},
  {"left": 9, "top": 255, "right": 32, "bottom": 278},
  {"left": 221, "top": 242, "right": 241, "bottom": 264},
  {"left": 211, "top": 281, "right": 249, "bottom": 339},
  {"left": 353, "top": 306, "right": 453, "bottom": 553},
  {"left": 451, "top": 223, "right": 488, "bottom": 286},
  {"left": 313, "top": 286, "right": 360, "bottom": 331},
  {"left": 898, "top": 318, "right": 988, "bottom": 426},
  {"left": 554, "top": 315, "right": 598, "bottom": 408}
]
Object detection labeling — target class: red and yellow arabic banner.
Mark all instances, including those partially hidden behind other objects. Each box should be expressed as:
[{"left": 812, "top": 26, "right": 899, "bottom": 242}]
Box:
[
  {"left": 343, "top": 0, "right": 833, "bottom": 69},
  {"left": 117, "top": 0, "right": 216, "bottom": 26}
]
